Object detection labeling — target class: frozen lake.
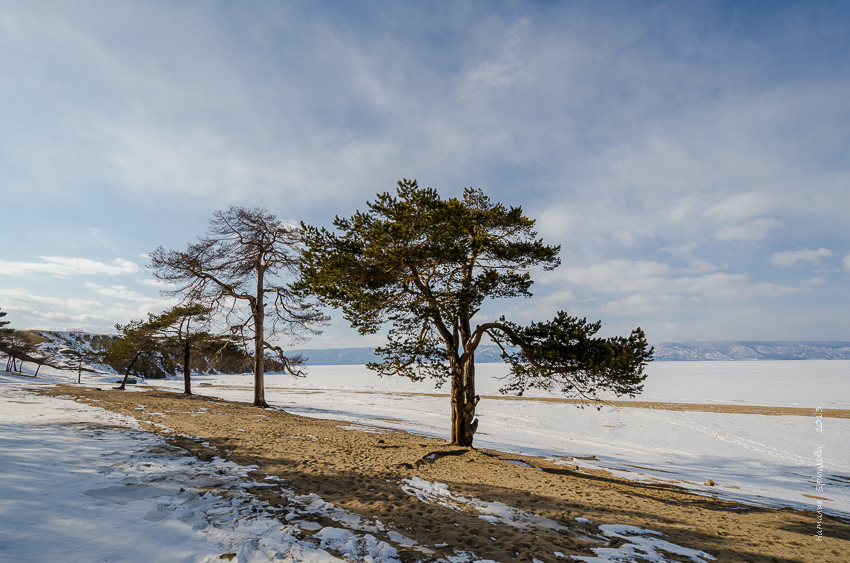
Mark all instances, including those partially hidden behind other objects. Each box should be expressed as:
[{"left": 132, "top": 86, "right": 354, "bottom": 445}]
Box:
[
  {"left": 211, "top": 359, "right": 850, "bottom": 408},
  {"left": 638, "top": 360, "right": 850, "bottom": 409},
  {"left": 5, "top": 360, "right": 849, "bottom": 515},
  {"left": 147, "top": 360, "right": 849, "bottom": 515}
]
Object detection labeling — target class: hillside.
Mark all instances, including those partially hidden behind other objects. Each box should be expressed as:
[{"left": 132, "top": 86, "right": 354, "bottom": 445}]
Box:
[{"left": 25, "top": 331, "right": 251, "bottom": 378}]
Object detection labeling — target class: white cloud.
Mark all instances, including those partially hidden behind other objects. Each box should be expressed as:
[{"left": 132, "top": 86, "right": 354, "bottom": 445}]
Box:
[
  {"left": 83, "top": 282, "right": 150, "bottom": 301},
  {"left": 0, "top": 287, "right": 174, "bottom": 332},
  {"left": 659, "top": 244, "right": 724, "bottom": 273},
  {"left": 704, "top": 192, "right": 773, "bottom": 221},
  {"left": 458, "top": 18, "right": 531, "bottom": 100},
  {"left": 610, "top": 225, "right": 657, "bottom": 247},
  {"left": 714, "top": 218, "right": 781, "bottom": 241},
  {"left": 0, "top": 257, "right": 140, "bottom": 277},
  {"left": 535, "top": 206, "right": 581, "bottom": 241},
  {"left": 541, "top": 260, "right": 802, "bottom": 319},
  {"left": 844, "top": 254, "right": 850, "bottom": 274},
  {"left": 673, "top": 272, "right": 801, "bottom": 301},
  {"left": 0, "top": 287, "right": 104, "bottom": 313},
  {"left": 546, "top": 259, "right": 673, "bottom": 294},
  {"left": 600, "top": 294, "right": 702, "bottom": 316},
  {"left": 140, "top": 278, "right": 173, "bottom": 288},
  {"left": 683, "top": 258, "right": 723, "bottom": 274},
  {"left": 514, "top": 288, "right": 582, "bottom": 321},
  {"left": 659, "top": 243, "right": 698, "bottom": 258},
  {"left": 770, "top": 247, "right": 834, "bottom": 267},
  {"left": 103, "top": 122, "right": 269, "bottom": 199}
]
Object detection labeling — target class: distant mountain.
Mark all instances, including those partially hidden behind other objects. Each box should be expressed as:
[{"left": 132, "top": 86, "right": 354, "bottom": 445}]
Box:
[
  {"left": 652, "top": 341, "right": 850, "bottom": 361},
  {"left": 291, "top": 341, "right": 850, "bottom": 365},
  {"left": 290, "top": 346, "right": 505, "bottom": 365},
  {"left": 291, "top": 347, "right": 379, "bottom": 365}
]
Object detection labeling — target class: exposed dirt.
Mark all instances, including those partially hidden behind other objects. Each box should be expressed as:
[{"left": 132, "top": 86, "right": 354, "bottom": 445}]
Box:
[{"left": 39, "top": 385, "right": 849, "bottom": 563}]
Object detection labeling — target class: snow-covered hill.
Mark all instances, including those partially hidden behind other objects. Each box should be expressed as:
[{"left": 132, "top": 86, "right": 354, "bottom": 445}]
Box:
[
  {"left": 653, "top": 341, "right": 850, "bottom": 361},
  {"left": 27, "top": 330, "right": 120, "bottom": 374}
]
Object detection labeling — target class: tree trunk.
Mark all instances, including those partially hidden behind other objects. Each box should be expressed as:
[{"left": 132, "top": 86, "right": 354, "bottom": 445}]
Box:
[
  {"left": 450, "top": 356, "right": 479, "bottom": 447},
  {"left": 117, "top": 351, "right": 141, "bottom": 390},
  {"left": 252, "top": 279, "right": 269, "bottom": 407},
  {"left": 183, "top": 341, "right": 192, "bottom": 395},
  {"left": 252, "top": 317, "right": 267, "bottom": 406}
]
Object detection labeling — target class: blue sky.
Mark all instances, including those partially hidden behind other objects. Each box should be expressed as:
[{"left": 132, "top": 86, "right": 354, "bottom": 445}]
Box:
[{"left": 1, "top": 1, "right": 848, "bottom": 347}]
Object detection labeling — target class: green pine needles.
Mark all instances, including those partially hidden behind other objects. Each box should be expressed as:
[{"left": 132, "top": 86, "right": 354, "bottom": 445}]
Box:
[{"left": 297, "top": 179, "right": 653, "bottom": 446}]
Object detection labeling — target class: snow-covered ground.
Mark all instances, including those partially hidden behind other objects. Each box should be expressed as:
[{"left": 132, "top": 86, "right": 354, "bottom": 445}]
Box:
[
  {"left": 152, "top": 361, "right": 849, "bottom": 516},
  {"left": 0, "top": 378, "right": 418, "bottom": 563},
  {"left": 1, "top": 360, "right": 848, "bottom": 562}
]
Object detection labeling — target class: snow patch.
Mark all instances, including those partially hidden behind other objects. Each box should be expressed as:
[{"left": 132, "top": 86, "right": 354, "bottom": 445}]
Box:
[
  {"left": 0, "top": 382, "right": 410, "bottom": 563},
  {"left": 571, "top": 525, "right": 716, "bottom": 563},
  {"left": 400, "top": 476, "right": 568, "bottom": 534}
]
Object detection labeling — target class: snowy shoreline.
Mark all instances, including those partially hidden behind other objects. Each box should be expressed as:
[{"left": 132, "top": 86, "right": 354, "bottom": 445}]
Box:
[{"left": 2, "top": 361, "right": 848, "bottom": 562}]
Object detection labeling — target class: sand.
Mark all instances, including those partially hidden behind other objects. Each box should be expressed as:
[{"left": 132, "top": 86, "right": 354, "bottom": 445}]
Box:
[
  {"left": 39, "top": 385, "right": 848, "bottom": 563},
  {"left": 270, "top": 388, "right": 850, "bottom": 419}
]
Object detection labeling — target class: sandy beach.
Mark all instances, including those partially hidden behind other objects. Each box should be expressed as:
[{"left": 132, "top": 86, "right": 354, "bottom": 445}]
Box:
[{"left": 34, "top": 384, "right": 848, "bottom": 563}]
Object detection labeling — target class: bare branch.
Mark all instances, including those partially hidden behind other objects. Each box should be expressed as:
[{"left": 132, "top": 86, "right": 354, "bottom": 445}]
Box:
[{"left": 149, "top": 206, "right": 328, "bottom": 406}]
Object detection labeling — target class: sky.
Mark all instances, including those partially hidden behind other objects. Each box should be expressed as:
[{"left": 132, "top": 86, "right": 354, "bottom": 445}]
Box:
[{"left": 1, "top": 0, "right": 848, "bottom": 347}]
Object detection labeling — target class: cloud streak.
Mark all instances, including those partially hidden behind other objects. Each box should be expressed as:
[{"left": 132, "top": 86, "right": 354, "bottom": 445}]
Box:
[
  {"left": 540, "top": 259, "right": 803, "bottom": 323},
  {"left": 0, "top": 257, "right": 140, "bottom": 277},
  {"left": 83, "top": 282, "right": 151, "bottom": 301},
  {"left": 713, "top": 218, "right": 782, "bottom": 242},
  {"left": 770, "top": 248, "right": 834, "bottom": 267},
  {"left": 0, "top": 286, "right": 174, "bottom": 333}
]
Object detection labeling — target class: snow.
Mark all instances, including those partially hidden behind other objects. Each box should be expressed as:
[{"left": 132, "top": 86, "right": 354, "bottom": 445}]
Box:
[
  {"left": 139, "top": 362, "right": 847, "bottom": 516},
  {"left": 635, "top": 360, "right": 849, "bottom": 409},
  {"left": 0, "top": 378, "right": 408, "bottom": 563},
  {"left": 401, "top": 476, "right": 568, "bottom": 533},
  {"left": 1, "top": 359, "right": 848, "bottom": 561},
  {"left": 572, "top": 525, "right": 716, "bottom": 563}
]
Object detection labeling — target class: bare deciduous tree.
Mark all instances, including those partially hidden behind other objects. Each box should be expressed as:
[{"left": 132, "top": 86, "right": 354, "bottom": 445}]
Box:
[{"left": 149, "top": 206, "right": 328, "bottom": 407}]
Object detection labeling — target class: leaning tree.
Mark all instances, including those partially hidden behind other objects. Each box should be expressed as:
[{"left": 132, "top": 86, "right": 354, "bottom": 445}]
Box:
[
  {"left": 0, "top": 311, "right": 54, "bottom": 376},
  {"left": 106, "top": 315, "right": 165, "bottom": 389},
  {"left": 106, "top": 304, "right": 226, "bottom": 394},
  {"left": 149, "top": 206, "right": 328, "bottom": 407},
  {"left": 146, "top": 304, "right": 226, "bottom": 396},
  {"left": 297, "top": 180, "right": 653, "bottom": 447},
  {"left": 0, "top": 308, "right": 11, "bottom": 335}
]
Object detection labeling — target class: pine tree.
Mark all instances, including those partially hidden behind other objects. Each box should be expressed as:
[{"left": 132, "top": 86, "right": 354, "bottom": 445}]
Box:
[{"left": 297, "top": 180, "right": 653, "bottom": 447}]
